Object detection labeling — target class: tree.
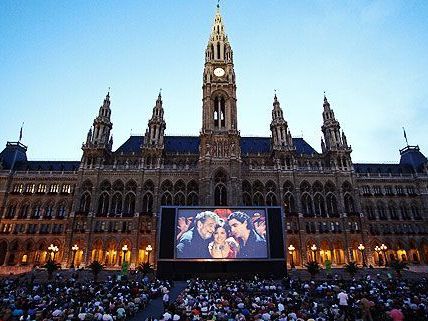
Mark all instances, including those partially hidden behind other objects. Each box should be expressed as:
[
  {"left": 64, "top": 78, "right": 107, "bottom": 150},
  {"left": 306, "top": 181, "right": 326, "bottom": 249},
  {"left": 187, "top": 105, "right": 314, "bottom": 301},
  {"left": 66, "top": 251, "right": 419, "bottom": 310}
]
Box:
[
  {"left": 43, "top": 260, "right": 60, "bottom": 280},
  {"left": 344, "top": 261, "right": 359, "bottom": 278},
  {"left": 389, "top": 260, "right": 409, "bottom": 278},
  {"left": 138, "top": 262, "right": 154, "bottom": 276},
  {"left": 88, "top": 261, "right": 103, "bottom": 282},
  {"left": 305, "top": 261, "right": 321, "bottom": 279}
]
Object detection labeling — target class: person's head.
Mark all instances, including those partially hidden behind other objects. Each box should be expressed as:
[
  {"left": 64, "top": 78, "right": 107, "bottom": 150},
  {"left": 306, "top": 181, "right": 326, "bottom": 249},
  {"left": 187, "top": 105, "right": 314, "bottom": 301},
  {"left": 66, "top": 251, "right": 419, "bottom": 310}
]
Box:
[
  {"left": 228, "top": 211, "right": 252, "bottom": 239},
  {"left": 194, "top": 211, "right": 219, "bottom": 239},
  {"left": 212, "top": 220, "right": 230, "bottom": 244}
]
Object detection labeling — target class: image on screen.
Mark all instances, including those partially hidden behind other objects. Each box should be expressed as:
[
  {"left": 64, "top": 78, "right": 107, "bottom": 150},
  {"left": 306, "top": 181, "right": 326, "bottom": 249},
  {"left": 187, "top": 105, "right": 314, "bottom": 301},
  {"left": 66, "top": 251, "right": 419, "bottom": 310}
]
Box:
[{"left": 175, "top": 208, "right": 268, "bottom": 259}]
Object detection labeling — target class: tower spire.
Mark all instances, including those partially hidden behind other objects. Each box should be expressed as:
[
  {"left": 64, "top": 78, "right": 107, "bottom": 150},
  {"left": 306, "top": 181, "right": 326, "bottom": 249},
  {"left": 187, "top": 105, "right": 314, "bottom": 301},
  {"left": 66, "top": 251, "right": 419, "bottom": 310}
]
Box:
[{"left": 270, "top": 93, "right": 294, "bottom": 150}]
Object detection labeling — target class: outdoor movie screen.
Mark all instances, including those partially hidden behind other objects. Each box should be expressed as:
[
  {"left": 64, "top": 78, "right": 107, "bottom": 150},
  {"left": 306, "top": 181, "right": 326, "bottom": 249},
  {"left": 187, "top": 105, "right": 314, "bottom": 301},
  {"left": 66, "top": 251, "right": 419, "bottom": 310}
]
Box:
[{"left": 175, "top": 208, "right": 268, "bottom": 259}]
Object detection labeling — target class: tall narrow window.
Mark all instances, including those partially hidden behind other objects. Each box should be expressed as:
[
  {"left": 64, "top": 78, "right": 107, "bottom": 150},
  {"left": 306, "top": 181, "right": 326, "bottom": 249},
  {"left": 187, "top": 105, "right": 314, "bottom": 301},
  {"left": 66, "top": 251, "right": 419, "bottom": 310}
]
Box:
[
  {"left": 214, "top": 97, "right": 219, "bottom": 128},
  {"left": 220, "top": 97, "right": 225, "bottom": 127},
  {"left": 217, "top": 42, "right": 220, "bottom": 59}
]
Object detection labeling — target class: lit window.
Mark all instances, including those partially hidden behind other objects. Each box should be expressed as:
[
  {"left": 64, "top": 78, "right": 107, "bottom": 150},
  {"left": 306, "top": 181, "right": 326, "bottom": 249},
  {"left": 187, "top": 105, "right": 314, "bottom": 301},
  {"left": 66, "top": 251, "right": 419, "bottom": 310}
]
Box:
[
  {"left": 37, "top": 184, "right": 47, "bottom": 193},
  {"left": 13, "top": 184, "right": 24, "bottom": 193},
  {"left": 49, "top": 184, "right": 59, "bottom": 193}
]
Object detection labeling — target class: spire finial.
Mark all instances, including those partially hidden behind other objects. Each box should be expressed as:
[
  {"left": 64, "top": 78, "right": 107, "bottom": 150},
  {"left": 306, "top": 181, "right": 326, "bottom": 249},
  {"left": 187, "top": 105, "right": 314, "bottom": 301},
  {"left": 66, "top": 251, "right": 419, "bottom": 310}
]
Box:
[
  {"left": 107, "top": 87, "right": 110, "bottom": 97},
  {"left": 217, "top": 0, "right": 220, "bottom": 9}
]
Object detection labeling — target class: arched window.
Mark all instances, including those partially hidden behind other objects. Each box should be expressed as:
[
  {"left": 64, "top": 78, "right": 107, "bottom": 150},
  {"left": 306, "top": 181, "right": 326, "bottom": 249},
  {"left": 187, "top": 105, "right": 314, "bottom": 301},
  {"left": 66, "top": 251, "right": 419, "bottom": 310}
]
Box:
[
  {"left": 214, "top": 170, "right": 228, "bottom": 206},
  {"left": 266, "top": 192, "right": 277, "bottom": 206},
  {"left": 326, "top": 194, "right": 338, "bottom": 217},
  {"left": 214, "top": 184, "right": 227, "bottom": 206},
  {"left": 56, "top": 202, "right": 67, "bottom": 218},
  {"left": 301, "top": 194, "right": 313, "bottom": 217},
  {"left": 314, "top": 194, "right": 326, "bottom": 217},
  {"left": 283, "top": 193, "right": 296, "bottom": 214},
  {"left": 142, "top": 193, "right": 154, "bottom": 213},
  {"left": 79, "top": 193, "right": 91, "bottom": 214},
  {"left": 377, "top": 201, "right": 387, "bottom": 220},
  {"left": 110, "top": 193, "right": 123, "bottom": 216},
  {"left": 174, "top": 192, "right": 186, "bottom": 206},
  {"left": 253, "top": 192, "right": 265, "bottom": 206},
  {"left": 97, "top": 193, "right": 109, "bottom": 217},
  {"left": 388, "top": 202, "right": 398, "bottom": 220},
  {"left": 344, "top": 194, "right": 355, "bottom": 214},
  {"left": 123, "top": 193, "right": 135, "bottom": 217},
  {"left": 187, "top": 192, "right": 199, "bottom": 206},
  {"left": 161, "top": 192, "right": 173, "bottom": 206}
]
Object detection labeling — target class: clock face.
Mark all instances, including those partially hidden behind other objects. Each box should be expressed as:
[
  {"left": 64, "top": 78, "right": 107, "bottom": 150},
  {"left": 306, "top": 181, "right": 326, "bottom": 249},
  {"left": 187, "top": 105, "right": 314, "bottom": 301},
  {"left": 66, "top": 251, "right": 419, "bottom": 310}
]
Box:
[{"left": 214, "top": 67, "right": 225, "bottom": 77}]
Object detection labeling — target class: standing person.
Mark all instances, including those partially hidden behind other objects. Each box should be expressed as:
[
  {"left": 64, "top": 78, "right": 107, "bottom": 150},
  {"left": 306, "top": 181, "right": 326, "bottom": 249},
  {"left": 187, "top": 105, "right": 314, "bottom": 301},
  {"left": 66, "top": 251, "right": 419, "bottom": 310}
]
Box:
[
  {"left": 227, "top": 211, "right": 267, "bottom": 258},
  {"left": 162, "top": 290, "right": 170, "bottom": 310},
  {"left": 176, "top": 211, "right": 220, "bottom": 258},
  {"left": 387, "top": 305, "right": 404, "bottom": 321},
  {"left": 337, "top": 290, "right": 349, "bottom": 320},
  {"left": 359, "top": 297, "right": 374, "bottom": 321},
  {"left": 208, "top": 221, "right": 239, "bottom": 258}
]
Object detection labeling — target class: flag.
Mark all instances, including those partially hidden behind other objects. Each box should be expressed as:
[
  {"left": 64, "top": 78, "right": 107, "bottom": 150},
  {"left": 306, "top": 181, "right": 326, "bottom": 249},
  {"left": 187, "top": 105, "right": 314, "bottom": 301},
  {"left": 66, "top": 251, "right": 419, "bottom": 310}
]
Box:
[
  {"left": 19, "top": 123, "right": 23, "bottom": 142},
  {"left": 402, "top": 127, "right": 408, "bottom": 145}
]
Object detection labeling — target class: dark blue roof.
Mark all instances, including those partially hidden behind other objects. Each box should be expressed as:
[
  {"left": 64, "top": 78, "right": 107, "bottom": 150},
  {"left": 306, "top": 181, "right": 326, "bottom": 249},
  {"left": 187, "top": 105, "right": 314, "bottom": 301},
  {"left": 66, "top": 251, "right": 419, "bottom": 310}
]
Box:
[
  {"left": 115, "top": 136, "right": 143, "bottom": 154},
  {"left": 14, "top": 161, "right": 80, "bottom": 172},
  {"left": 399, "top": 146, "right": 427, "bottom": 172},
  {"left": 293, "top": 138, "right": 319, "bottom": 155},
  {"left": 115, "top": 135, "right": 318, "bottom": 155},
  {"left": 165, "top": 136, "right": 200, "bottom": 154},
  {"left": 0, "top": 142, "right": 27, "bottom": 169},
  {"left": 353, "top": 163, "right": 415, "bottom": 174}
]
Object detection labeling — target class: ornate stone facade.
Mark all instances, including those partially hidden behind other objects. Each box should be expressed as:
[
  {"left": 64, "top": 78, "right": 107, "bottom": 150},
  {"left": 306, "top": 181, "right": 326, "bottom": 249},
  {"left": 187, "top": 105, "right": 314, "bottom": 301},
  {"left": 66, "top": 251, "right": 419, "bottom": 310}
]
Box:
[{"left": 0, "top": 6, "right": 427, "bottom": 271}]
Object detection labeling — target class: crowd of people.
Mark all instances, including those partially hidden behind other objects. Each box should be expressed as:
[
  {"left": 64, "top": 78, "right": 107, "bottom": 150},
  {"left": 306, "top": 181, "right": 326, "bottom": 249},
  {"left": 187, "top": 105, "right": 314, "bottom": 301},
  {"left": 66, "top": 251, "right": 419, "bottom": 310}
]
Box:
[
  {"left": 0, "top": 271, "right": 171, "bottom": 321},
  {"left": 1, "top": 270, "right": 428, "bottom": 321},
  {"left": 158, "top": 275, "right": 428, "bottom": 321}
]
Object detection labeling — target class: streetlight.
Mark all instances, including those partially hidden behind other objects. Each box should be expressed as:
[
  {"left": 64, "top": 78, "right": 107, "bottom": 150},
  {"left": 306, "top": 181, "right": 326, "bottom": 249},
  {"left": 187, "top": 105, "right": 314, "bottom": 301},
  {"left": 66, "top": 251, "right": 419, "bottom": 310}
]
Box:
[
  {"left": 71, "top": 244, "right": 79, "bottom": 268},
  {"left": 358, "top": 243, "right": 366, "bottom": 267},
  {"left": 48, "top": 244, "right": 58, "bottom": 262},
  {"left": 380, "top": 243, "right": 388, "bottom": 266},
  {"left": 288, "top": 244, "right": 296, "bottom": 269},
  {"left": 121, "top": 244, "right": 129, "bottom": 264},
  {"left": 374, "top": 246, "right": 382, "bottom": 266},
  {"left": 145, "top": 245, "right": 153, "bottom": 264},
  {"left": 48, "top": 244, "right": 55, "bottom": 261},
  {"left": 53, "top": 246, "right": 59, "bottom": 261},
  {"left": 310, "top": 244, "right": 317, "bottom": 262}
]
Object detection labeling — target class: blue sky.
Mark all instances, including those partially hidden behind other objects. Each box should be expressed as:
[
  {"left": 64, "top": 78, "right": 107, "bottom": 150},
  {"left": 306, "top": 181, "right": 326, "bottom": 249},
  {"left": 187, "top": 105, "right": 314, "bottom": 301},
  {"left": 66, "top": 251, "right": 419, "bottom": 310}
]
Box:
[{"left": 0, "top": 0, "right": 427, "bottom": 163}]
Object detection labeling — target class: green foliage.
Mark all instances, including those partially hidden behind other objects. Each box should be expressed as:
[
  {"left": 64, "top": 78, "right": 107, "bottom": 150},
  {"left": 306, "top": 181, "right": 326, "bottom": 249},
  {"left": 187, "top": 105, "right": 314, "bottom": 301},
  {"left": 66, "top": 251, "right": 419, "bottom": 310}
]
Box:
[
  {"left": 389, "top": 260, "right": 409, "bottom": 278},
  {"left": 305, "top": 261, "right": 321, "bottom": 278},
  {"left": 88, "top": 260, "right": 103, "bottom": 281},
  {"left": 344, "top": 261, "right": 359, "bottom": 277},
  {"left": 43, "top": 260, "right": 60, "bottom": 279},
  {"left": 138, "top": 262, "right": 155, "bottom": 276}
]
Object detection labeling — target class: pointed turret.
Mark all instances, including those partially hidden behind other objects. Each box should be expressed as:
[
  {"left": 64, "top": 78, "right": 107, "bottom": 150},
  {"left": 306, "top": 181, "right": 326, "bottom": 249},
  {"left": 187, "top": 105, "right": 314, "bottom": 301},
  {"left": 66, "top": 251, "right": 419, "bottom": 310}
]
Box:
[
  {"left": 144, "top": 90, "right": 166, "bottom": 148},
  {"left": 321, "top": 94, "right": 348, "bottom": 151},
  {"left": 90, "top": 91, "right": 113, "bottom": 147},
  {"left": 270, "top": 93, "right": 294, "bottom": 150},
  {"left": 205, "top": 4, "right": 233, "bottom": 63},
  {"left": 320, "top": 93, "right": 352, "bottom": 171},
  {"left": 81, "top": 92, "right": 114, "bottom": 169}
]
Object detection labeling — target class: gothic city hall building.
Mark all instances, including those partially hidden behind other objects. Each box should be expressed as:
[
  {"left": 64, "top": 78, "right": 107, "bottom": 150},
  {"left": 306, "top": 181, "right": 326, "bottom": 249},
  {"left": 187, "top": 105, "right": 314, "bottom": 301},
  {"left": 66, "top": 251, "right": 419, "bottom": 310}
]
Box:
[{"left": 0, "top": 6, "right": 427, "bottom": 272}]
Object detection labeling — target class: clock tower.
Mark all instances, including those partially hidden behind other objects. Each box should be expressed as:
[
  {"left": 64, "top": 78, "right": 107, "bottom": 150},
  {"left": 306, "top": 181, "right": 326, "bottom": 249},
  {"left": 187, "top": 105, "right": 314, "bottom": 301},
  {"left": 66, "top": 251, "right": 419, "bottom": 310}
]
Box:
[{"left": 199, "top": 4, "right": 242, "bottom": 206}]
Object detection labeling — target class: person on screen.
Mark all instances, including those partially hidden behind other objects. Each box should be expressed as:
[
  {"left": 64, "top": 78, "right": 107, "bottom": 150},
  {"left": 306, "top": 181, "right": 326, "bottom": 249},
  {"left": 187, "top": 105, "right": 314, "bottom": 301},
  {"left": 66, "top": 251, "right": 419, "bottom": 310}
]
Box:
[
  {"left": 252, "top": 213, "right": 266, "bottom": 239},
  {"left": 228, "top": 211, "right": 267, "bottom": 258},
  {"left": 176, "top": 211, "right": 220, "bottom": 258},
  {"left": 208, "top": 221, "right": 239, "bottom": 259}
]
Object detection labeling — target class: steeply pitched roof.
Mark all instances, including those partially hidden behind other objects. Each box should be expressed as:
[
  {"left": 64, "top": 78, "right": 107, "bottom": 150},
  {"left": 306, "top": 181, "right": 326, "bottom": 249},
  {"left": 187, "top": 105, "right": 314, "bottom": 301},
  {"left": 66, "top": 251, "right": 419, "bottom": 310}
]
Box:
[
  {"left": 114, "top": 135, "right": 319, "bottom": 156},
  {"left": 14, "top": 161, "right": 80, "bottom": 172},
  {"left": 353, "top": 163, "right": 415, "bottom": 174}
]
